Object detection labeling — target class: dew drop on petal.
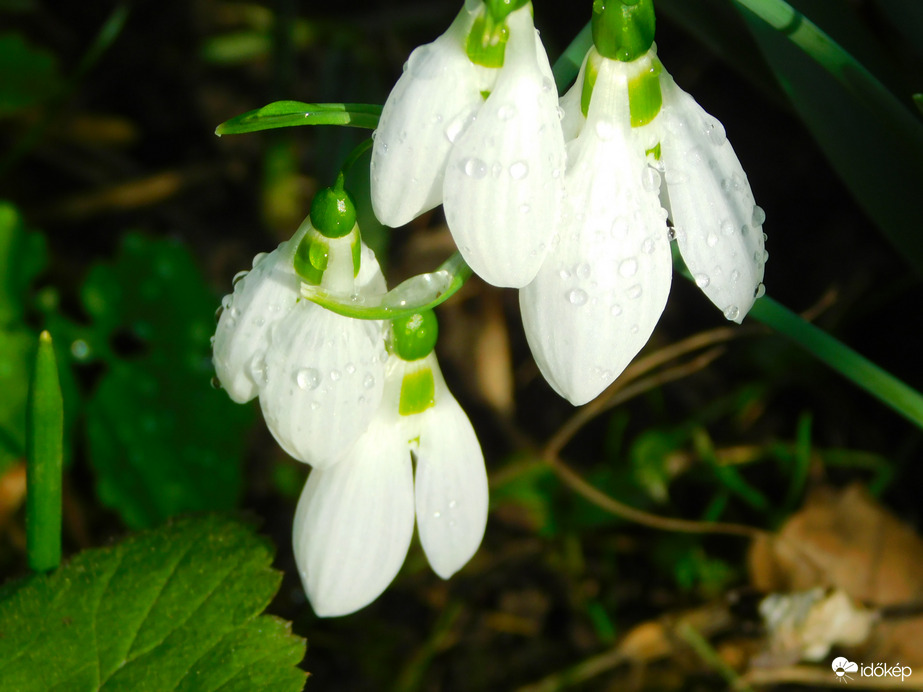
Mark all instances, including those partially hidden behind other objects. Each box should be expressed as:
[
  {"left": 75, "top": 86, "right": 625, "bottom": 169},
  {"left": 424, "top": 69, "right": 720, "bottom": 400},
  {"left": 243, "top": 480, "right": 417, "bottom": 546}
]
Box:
[
  {"left": 462, "top": 157, "right": 487, "bottom": 179},
  {"left": 519, "top": 203, "right": 531, "bottom": 214},
  {"left": 567, "top": 288, "right": 588, "bottom": 306},
  {"left": 731, "top": 269, "right": 741, "bottom": 282},
  {"left": 627, "top": 284, "right": 643, "bottom": 299},
  {"left": 754, "top": 283, "right": 766, "bottom": 299},
  {"left": 232, "top": 270, "right": 249, "bottom": 287},
  {"left": 345, "top": 363, "right": 356, "bottom": 375},
  {"left": 641, "top": 167, "right": 661, "bottom": 192},
  {"left": 752, "top": 205, "right": 766, "bottom": 227},
  {"left": 706, "top": 232, "right": 719, "bottom": 248},
  {"left": 210, "top": 375, "right": 222, "bottom": 390},
  {"left": 249, "top": 355, "right": 269, "bottom": 385},
  {"left": 721, "top": 219, "right": 736, "bottom": 236},
  {"left": 694, "top": 273, "right": 711, "bottom": 288},
  {"left": 610, "top": 303, "right": 623, "bottom": 317},
  {"left": 576, "top": 263, "right": 591, "bottom": 280},
  {"left": 610, "top": 217, "right": 629, "bottom": 238},
  {"left": 363, "top": 373, "right": 375, "bottom": 389},
  {"left": 595, "top": 120, "right": 615, "bottom": 141},
  {"left": 558, "top": 268, "right": 572, "bottom": 280},
  {"left": 724, "top": 305, "right": 740, "bottom": 321},
  {"left": 642, "top": 237, "right": 656, "bottom": 254},
  {"left": 296, "top": 368, "right": 320, "bottom": 391},
  {"left": 330, "top": 369, "right": 341, "bottom": 382},
  {"left": 251, "top": 252, "right": 268, "bottom": 268},
  {"left": 630, "top": 324, "right": 639, "bottom": 335},
  {"left": 619, "top": 258, "right": 638, "bottom": 278},
  {"left": 667, "top": 227, "right": 677, "bottom": 242},
  {"left": 509, "top": 161, "right": 529, "bottom": 179}
]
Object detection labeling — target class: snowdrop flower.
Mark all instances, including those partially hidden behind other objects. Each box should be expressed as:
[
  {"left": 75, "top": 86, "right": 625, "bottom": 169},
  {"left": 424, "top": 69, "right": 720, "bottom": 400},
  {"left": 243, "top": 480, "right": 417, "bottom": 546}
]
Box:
[
  {"left": 371, "top": 0, "right": 565, "bottom": 288},
  {"left": 213, "top": 180, "right": 388, "bottom": 467},
  {"left": 293, "top": 310, "right": 488, "bottom": 617},
  {"left": 521, "top": 0, "right": 765, "bottom": 406}
]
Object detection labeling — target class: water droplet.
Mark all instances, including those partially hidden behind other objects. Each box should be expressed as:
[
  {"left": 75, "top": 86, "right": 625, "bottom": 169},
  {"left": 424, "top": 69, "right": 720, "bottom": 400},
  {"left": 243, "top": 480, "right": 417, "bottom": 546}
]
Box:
[
  {"left": 214, "top": 305, "right": 224, "bottom": 322},
  {"left": 754, "top": 283, "right": 766, "bottom": 299},
  {"left": 630, "top": 324, "right": 639, "bottom": 335},
  {"left": 610, "top": 217, "right": 629, "bottom": 238},
  {"left": 610, "top": 303, "right": 623, "bottom": 317},
  {"left": 431, "top": 113, "right": 443, "bottom": 124},
  {"left": 345, "top": 363, "right": 356, "bottom": 375},
  {"left": 558, "top": 268, "right": 571, "bottom": 280},
  {"left": 498, "top": 104, "right": 517, "bottom": 121},
  {"left": 576, "top": 263, "right": 591, "bottom": 280},
  {"left": 694, "top": 273, "right": 711, "bottom": 288},
  {"left": 762, "top": 249, "right": 770, "bottom": 263},
  {"left": 642, "top": 237, "right": 655, "bottom": 254},
  {"left": 619, "top": 258, "right": 638, "bottom": 278},
  {"left": 595, "top": 119, "right": 615, "bottom": 141},
  {"left": 209, "top": 335, "right": 216, "bottom": 347},
  {"left": 542, "top": 77, "right": 554, "bottom": 93},
  {"left": 731, "top": 269, "right": 741, "bottom": 282},
  {"left": 462, "top": 157, "right": 487, "bottom": 179},
  {"left": 249, "top": 355, "right": 269, "bottom": 385},
  {"left": 253, "top": 317, "right": 265, "bottom": 327},
  {"left": 509, "top": 161, "right": 529, "bottom": 179},
  {"left": 721, "top": 219, "right": 736, "bottom": 236},
  {"left": 641, "top": 167, "right": 661, "bottom": 192},
  {"left": 251, "top": 252, "right": 268, "bottom": 268},
  {"left": 667, "top": 227, "right": 677, "bottom": 241},
  {"left": 330, "top": 369, "right": 341, "bottom": 382},
  {"left": 310, "top": 401, "right": 320, "bottom": 411},
  {"left": 752, "top": 205, "right": 766, "bottom": 227},
  {"left": 627, "top": 284, "right": 643, "bottom": 299},
  {"left": 268, "top": 302, "right": 281, "bottom": 313},
  {"left": 567, "top": 288, "right": 588, "bottom": 306},
  {"left": 210, "top": 375, "right": 222, "bottom": 389},
  {"left": 724, "top": 305, "right": 740, "bottom": 321},
  {"left": 556, "top": 105, "right": 565, "bottom": 120},
  {"left": 296, "top": 368, "right": 320, "bottom": 390},
  {"left": 448, "top": 500, "right": 457, "bottom": 509},
  {"left": 706, "top": 232, "right": 719, "bottom": 247},
  {"left": 221, "top": 295, "right": 233, "bottom": 310},
  {"left": 704, "top": 119, "right": 727, "bottom": 146},
  {"left": 491, "top": 162, "right": 502, "bottom": 178},
  {"left": 433, "top": 511, "right": 442, "bottom": 519},
  {"left": 363, "top": 373, "right": 375, "bottom": 389},
  {"left": 519, "top": 204, "right": 531, "bottom": 214}
]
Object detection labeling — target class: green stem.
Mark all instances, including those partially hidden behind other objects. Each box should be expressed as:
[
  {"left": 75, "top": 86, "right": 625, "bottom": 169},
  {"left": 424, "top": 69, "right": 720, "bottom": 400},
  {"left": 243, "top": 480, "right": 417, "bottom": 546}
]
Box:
[
  {"left": 748, "top": 296, "right": 923, "bottom": 430},
  {"left": 339, "top": 138, "right": 374, "bottom": 179},
  {"left": 26, "top": 331, "right": 64, "bottom": 573}
]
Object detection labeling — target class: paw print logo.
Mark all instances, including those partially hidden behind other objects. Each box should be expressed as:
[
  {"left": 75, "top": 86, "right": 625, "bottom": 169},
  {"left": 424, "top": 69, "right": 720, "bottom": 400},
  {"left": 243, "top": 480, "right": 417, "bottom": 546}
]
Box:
[{"left": 832, "top": 657, "right": 858, "bottom": 683}]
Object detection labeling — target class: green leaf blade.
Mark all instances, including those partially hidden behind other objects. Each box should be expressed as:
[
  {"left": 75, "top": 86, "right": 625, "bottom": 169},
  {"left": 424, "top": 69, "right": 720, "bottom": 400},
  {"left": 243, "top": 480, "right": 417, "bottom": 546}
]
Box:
[
  {"left": 216, "top": 101, "right": 382, "bottom": 135},
  {"left": 0, "top": 515, "right": 306, "bottom": 692}
]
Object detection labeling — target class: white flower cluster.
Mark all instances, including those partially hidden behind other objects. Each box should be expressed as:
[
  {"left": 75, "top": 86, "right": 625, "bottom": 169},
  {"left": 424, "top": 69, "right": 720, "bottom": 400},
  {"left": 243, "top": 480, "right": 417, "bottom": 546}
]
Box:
[
  {"left": 214, "top": 201, "right": 487, "bottom": 617},
  {"left": 371, "top": 1, "right": 766, "bottom": 406}
]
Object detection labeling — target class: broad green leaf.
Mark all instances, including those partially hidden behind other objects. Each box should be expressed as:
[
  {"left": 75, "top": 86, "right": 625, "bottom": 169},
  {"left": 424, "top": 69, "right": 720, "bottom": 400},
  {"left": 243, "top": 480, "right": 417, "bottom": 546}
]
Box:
[
  {"left": 81, "top": 233, "right": 254, "bottom": 528},
  {"left": 0, "top": 514, "right": 306, "bottom": 692},
  {"left": 215, "top": 101, "right": 382, "bottom": 136},
  {"left": 0, "top": 33, "right": 61, "bottom": 114}
]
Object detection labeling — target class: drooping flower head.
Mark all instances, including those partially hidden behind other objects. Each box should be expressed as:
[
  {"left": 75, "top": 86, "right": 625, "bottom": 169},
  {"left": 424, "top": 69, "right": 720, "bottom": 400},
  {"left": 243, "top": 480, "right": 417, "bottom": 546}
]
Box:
[
  {"left": 371, "top": 0, "right": 566, "bottom": 288},
  {"left": 213, "top": 177, "right": 388, "bottom": 467},
  {"left": 521, "top": 0, "right": 766, "bottom": 406},
  {"left": 293, "top": 310, "right": 489, "bottom": 617}
]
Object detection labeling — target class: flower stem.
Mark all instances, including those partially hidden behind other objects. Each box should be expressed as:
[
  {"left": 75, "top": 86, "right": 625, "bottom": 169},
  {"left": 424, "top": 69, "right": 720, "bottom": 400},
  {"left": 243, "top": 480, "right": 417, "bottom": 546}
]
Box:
[
  {"left": 748, "top": 296, "right": 923, "bottom": 430},
  {"left": 26, "top": 331, "right": 64, "bottom": 573}
]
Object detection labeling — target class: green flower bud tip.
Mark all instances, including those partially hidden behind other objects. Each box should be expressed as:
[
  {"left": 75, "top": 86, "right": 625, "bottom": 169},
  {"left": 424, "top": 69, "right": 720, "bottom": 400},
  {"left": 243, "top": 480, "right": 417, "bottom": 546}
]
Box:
[
  {"left": 309, "top": 178, "right": 357, "bottom": 239},
  {"left": 391, "top": 310, "right": 438, "bottom": 362},
  {"left": 591, "top": 0, "right": 656, "bottom": 62},
  {"left": 483, "top": 0, "right": 529, "bottom": 22}
]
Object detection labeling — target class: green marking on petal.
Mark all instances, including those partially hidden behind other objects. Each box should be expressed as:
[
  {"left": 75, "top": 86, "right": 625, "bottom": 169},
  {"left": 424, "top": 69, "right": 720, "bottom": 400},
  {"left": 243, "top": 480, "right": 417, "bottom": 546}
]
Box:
[
  {"left": 294, "top": 231, "right": 327, "bottom": 285},
  {"left": 646, "top": 141, "right": 662, "bottom": 161},
  {"left": 351, "top": 233, "right": 360, "bottom": 277},
  {"left": 580, "top": 51, "right": 600, "bottom": 117},
  {"left": 480, "top": 90, "right": 492, "bottom": 100},
  {"left": 399, "top": 366, "right": 436, "bottom": 416},
  {"left": 629, "top": 57, "right": 662, "bottom": 127}
]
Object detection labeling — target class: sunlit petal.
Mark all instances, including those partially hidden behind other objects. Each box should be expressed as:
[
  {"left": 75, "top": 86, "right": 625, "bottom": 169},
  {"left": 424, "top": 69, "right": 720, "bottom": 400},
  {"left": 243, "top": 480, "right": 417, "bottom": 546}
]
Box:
[
  {"left": 370, "top": 7, "right": 482, "bottom": 227},
  {"left": 413, "top": 356, "right": 488, "bottom": 579},
  {"left": 443, "top": 6, "right": 565, "bottom": 288},
  {"left": 293, "top": 419, "right": 415, "bottom": 617},
  {"left": 659, "top": 74, "right": 766, "bottom": 323}
]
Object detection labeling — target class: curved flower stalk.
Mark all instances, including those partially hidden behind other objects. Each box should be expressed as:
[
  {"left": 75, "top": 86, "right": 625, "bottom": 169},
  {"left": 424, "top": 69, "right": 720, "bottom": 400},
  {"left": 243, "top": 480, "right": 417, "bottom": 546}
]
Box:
[
  {"left": 371, "top": 0, "right": 565, "bottom": 288},
  {"left": 293, "top": 311, "right": 488, "bottom": 617},
  {"left": 521, "top": 0, "right": 766, "bottom": 406},
  {"left": 213, "top": 181, "right": 388, "bottom": 467}
]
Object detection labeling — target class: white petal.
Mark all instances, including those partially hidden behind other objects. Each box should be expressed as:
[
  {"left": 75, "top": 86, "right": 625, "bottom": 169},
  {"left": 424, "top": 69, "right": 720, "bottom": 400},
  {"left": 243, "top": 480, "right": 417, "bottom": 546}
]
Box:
[
  {"left": 412, "top": 355, "right": 487, "bottom": 579},
  {"left": 293, "top": 418, "right": 415, "bottom": 617},
  {"left": 259, "top": 302, "right": 387, "bottom": 467},
  {"left": 520, "top": 57, "right": 672, "bottom": 406},
  {"left": 659, "top": 73, "right": 766, "bottom": 323},
  {"left": 443, "top": 6, "right": 565, "bottom": 288},
  {"left": 212, "top": 222, "right": 309, "bottom": 403},
  {"left": 558, "top": 53, "right": 588, "bottom": 143},
  {"left": 370, "top": 8, "right": 482, "bottom": 227}
]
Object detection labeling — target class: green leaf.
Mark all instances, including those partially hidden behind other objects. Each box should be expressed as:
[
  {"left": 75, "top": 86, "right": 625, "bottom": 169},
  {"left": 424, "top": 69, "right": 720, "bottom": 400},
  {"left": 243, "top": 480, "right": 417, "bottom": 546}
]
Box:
[
  {"left": 0, "top": 514, "right": 306, "bottom": 692},
  {"left": 0, "top": 33, "right": 61, "bottom": 114},
  {"left": 0, "top": 201, "right": 48, "bottom": 327},
  {"left": 215, "top": 101, "right": 382, "bottom": 136},
  {"left": 734, "top": 0, "right": 923, "bottom": 274},
  {"left": 81, "top": 234, "right": 254, "bottom": 529}
]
